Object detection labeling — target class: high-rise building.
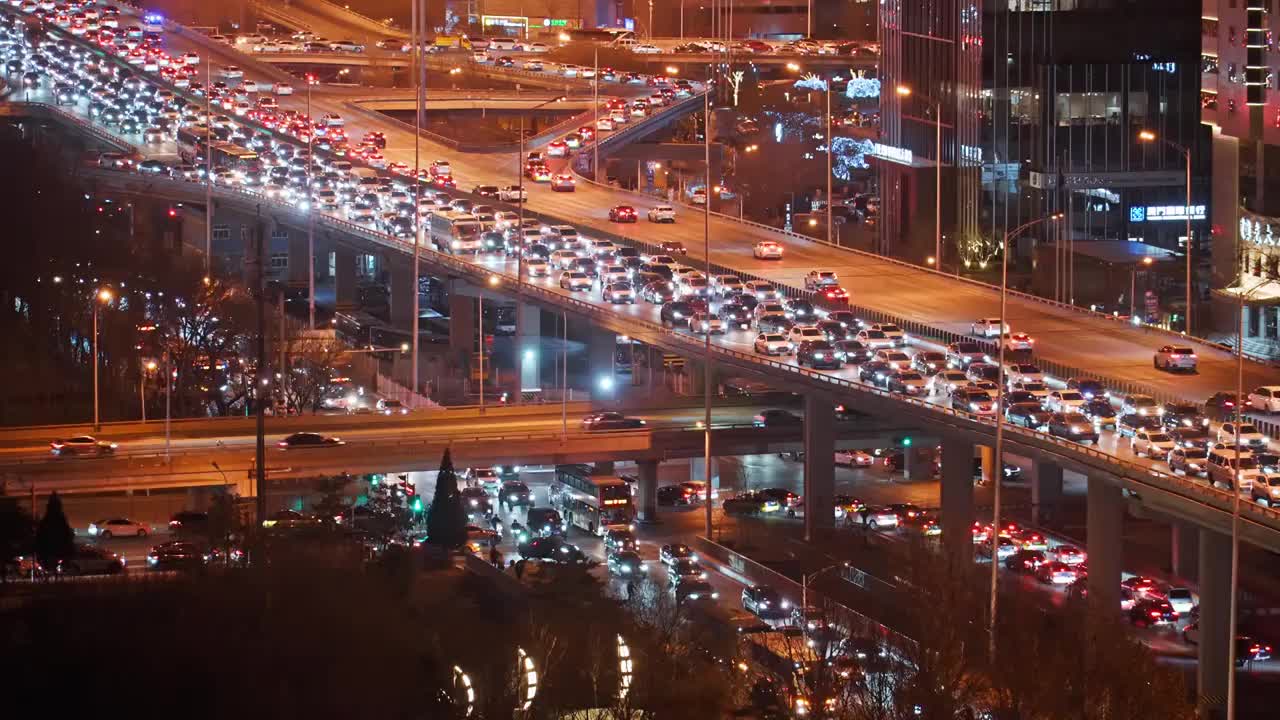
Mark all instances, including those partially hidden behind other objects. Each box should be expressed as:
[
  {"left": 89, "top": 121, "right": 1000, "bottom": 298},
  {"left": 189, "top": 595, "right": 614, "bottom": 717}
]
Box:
[{"left": 1203, "top": 0, "right": 1280, "bottom": 354}]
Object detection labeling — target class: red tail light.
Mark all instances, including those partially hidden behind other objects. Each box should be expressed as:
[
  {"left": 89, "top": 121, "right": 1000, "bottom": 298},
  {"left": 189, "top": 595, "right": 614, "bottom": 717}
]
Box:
[{"left": 1149, "top": 610, "right": 1161, "bottom": 618}]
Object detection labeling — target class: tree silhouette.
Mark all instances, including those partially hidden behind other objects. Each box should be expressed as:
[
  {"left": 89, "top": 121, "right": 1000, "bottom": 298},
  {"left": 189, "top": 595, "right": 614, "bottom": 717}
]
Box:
[
  {"left": 425, "top": 448, "right": 467, "bottom": 549},
  {"left": 0, "top": 497, "right": 35, "bottom": 582},
  {"left": 34, "top": 492, "right": 74, "bottom": 571}
]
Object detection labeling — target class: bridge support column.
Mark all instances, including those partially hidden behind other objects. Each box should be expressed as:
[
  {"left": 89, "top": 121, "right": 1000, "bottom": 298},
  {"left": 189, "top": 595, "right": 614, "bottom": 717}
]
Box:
[
  {"left": 287, "top": 234, "right": 309, "bottom": 285},
  {"left": 940, "top": 438, "right": 975, "bottom": 565},
  {"left": 334, "top": 246, "right": 357, "bottom": 310},
  {"left": 1085, "top": 478, "right": 1123, "bottom": 612},
  {"left": 449, "top": 286, "right": 476, "bottom": 361},
  {"left": 587, "top": 327, "right": 615, "bottom": 394},
  {"left": 1197, "top": 528, "right": 1231, "bottom": 719},
  {"left": 803, "top": 395, "right": 835, "bottom": 541},
  {"left": 515, "top": 302, "right": 542, "bottom": 398},
  {"left": 978, "top": 444, "right": 995, "bottom": 485},
  {"left": 1030, "top": 460, "right": 1063, "bottom": 526},
  {"left": 1171, "top": 521, "right": 1200, "bottom": 582},
  {"left": 388, "top": 258, "right": 416, "bottom": 329},
  {"left": 903, "top": 444, "right": 932, "bottom": 481},
  {"left": 636, "top": 459, "right": 659, "bottom": 524}
]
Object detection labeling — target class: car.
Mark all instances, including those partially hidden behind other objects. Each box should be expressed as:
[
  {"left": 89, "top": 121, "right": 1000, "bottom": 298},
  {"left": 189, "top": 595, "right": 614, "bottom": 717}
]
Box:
[
  {"left": 1162, "top": 403, "right": 1209, "bottom": 430},
  {"left": 608, "top": 205, "right": 637, "bottom": 222},
  {"left": 647, "top": 204, "right": 676, "bottom": 223},
  {"left": 1248, "top": 385, "right": 1280, "bottom": 414},
  {"left": 581, "top": 412, "right": 646, "bottom": 430},
  {"left": 1004, "top": 549, "right": 1046, "bottom": 573},
  {"left": 743, "top": 280, "right": 780, "bottom": 301},
  {"left": 741, "top": 584, "right": 789, "bottom": 618},
  {"left": 277, "top": 432, "right": 344, "bottom": 448},
  {"left": 754, "top": 409, "right": 802, "bottom": 427},
  {"left": 1165, "top": 587, "right": 1196, "bottom": 615},
  {"left": 1121, "top": 394, "right": 1163, "bottom": 418},
  {"left": 168, "top": 511, "right": 210, "bottom": 538},
  {"left": 50, "top": 435, "right": 117, "bottom": 456},
  {"left": 753, "top": 240, "right": 784, "bottom": 259},
  {"left": 550, "top": 173, "right": 576, "bottom": 191},
  {"left": 667, "top": 558, "right": 708, "bottom": 585},
  {"left": 862, "top": 506, "right": 901, "bottom": 529},
  {"left": 58, "top": 544, "right": 127, "bottom": 575},
  {"left": 1048, "top": 412, "right": 1098, "bottom": 444},
  {"left": 911, "top": 351, "right": 947, "bottom": 375},
  {"left": 1218, "top": 422, "right": 1269, "bottom": 452},
  {"left": 873, "top": 349, "right": 912, "bottom": 372},
  {"left": 657, "top": 485, "right": 692, "bottom": 505},
  {"left": 1081, "top": 399, "right": 1118, "bottom": 430},
  {"left": 804, "top": 270, "right": 840, "bottom": 290},
  {"left": 1129, "top": 597, "right": 1179, "bottom": 627},
  {"left": 754, "top": 333, "right": 793, "bottom": 356},
  {"left": 788, "top": 325, "right": 825, "bottom": 346},
  {"left": 146, "top": 540, "right": 208, "bottom": 570},
  {"left": 1005, "top": 402, "right": 1051, "bottom": 430},
  {"left": 1051, "top": 545, "right": 1087, "bottom": 566},
  {"left": 859, "top": 361, "right": 894, "bottom": 387},
  {"left": 1167, "top": 446, "right": 1209, "bottom": 476},
  {"left": 661, "top": 300, "right": 697, "bottom": 327},
  {"left": 856, "top": 329, "right": 896, "bottom": 350},
  {"left": 518, "top": 536, "right": 586, "bottom": 563},
  {"left": 673, "top": 578, "right": 719, "bottom": 604},
  {"left": 498, "top": 185, "right": 527, "bottom": 202},
  {"left": 607, "top": 550, "right": 645, "bottom": 576},
  {"left": 1035, "top": 560, "right": 1080, "bottom": 585},
  {"left": 1004, "top": 363, "right": 1043, "bottom": 385},
  {"left": 930, "top": 369, "right": 971, "bottom": 396},
  {"left": 971, "top": 317, "right": 1008, "bottom": 338},
  {"left": 1154, "top": 345, "right": 1198, "bottom": 372},
  {"left": 88, "top": 518, "right": 148, "bottom": 538},
  {"left": 946, "top": 341, "right": 988, "bottom": 367},
  {"left": 689, "top": 311, "right": 724, "bottom": 334},
  {"left": 499, "top": 481, "right": 533, "bottom": 511},
  {"left": 1001, "top": 332, "right": 1035, "bottom": 352},
  {"left": 1045, "top": 390, "right": 1087, "bottom": 413},
  {"left": 603, "top": 282, "right": 636, "bottom": 304},
  {"left": 660, "top": 543, "right": 697, "bottom": 565},
  {"left": 797, "top": 340, "right": 841, "bottom": 369},
  {"left": 558, "top": 271, "right": 593, "bottom": 291},
  {"left": 723, "top": 491, "right": 780, "bottom": 515},
  {"left": 1132, "top": 428, "right": 1177, "bottom": 458},
  {"left": 640, "top": 281, "right": 676, "bottom": 304},
  {"left": 835, "top": 449, "right": 875, "bottom": 467}
]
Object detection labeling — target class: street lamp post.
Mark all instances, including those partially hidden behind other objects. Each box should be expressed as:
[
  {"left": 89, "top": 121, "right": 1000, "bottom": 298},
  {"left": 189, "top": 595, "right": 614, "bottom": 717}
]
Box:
[
  {"left": 1130, "top": 256, "right": 1154, "bottom": 321},
  {"left": 1138, "top": 130, "right": 1193, "bottom": 332},
  {"left": 92, "top": 288, "right": 112, "bottom": 431},
  {"left": 703, "top": 66, "right": 714, "bottom": 539},
  {"left": 141, "top": 359, "right": 157, "bottom": 422},
  {"left": 306, "top": 74, "right": 317, "bottom": 329},
  {"left": 203, "top": 60, "right": 211, "bottom": 279},
  {"left": 989, "top": 213, "right": 1062, "bottom": 662}
]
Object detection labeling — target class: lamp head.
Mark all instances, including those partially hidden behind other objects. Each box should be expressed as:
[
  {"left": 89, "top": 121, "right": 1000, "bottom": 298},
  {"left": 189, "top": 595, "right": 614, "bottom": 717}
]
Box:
[{"left": 896, "top": 85, "right": 912, "bottom": 97}]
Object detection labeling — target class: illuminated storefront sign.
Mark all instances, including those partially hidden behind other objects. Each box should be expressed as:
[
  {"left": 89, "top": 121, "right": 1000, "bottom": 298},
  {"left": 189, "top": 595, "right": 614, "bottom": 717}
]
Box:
[
  {"left": 482, "top": 15, "right": 528, "bottom": 29},
  {"left": 1129, "top": 204, "right": 1205, "bottom": 222},
  {"left": 870, "top": 142, "right": 913, "bottom": 165},
  {"left": 1240, "top": 215, "right": 1280, "bottom": 247}
]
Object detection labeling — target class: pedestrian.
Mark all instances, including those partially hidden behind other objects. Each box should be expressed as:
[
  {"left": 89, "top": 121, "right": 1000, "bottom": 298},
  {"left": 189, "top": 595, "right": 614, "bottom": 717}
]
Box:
[
  {"left": 626, "top": 578, "right": 636, "bottom": 601},
  {"left": 514, "top": 559, "right": 525, "bottom": 580},
  {"left": 489, "top": 544, "right": 501, "bottom": 568},
  {"left": 859, "top": 506, "right": 870, "bottom": 529}
]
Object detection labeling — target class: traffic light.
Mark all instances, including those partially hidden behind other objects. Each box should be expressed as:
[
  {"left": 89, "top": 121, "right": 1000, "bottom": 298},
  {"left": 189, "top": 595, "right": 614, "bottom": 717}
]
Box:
[
  {"left": 894, "top": 436, "right": 913, "bottom": 447},
  {"left": 411, "top": 497, "right": 423, "bottom": 513}
]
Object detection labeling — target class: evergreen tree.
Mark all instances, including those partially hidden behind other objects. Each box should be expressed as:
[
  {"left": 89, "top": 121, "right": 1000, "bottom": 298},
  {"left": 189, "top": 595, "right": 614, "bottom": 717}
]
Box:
[
  {"left": 0, "top": 497, "right": 35, "bottom": 582},
  {"left": 425, "top": 448, "right": 467, "bottom": 549},
  {"left": 34, "top": 492, "right": 74, "bottom": 570}
]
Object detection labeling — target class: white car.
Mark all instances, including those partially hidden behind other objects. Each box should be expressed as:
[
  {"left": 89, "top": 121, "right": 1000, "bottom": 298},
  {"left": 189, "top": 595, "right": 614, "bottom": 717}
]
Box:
[
  {"left": 1010, "top": 380, "right": 1050, "bottom": 401},
  {"left": 1154, "top": 345, "right": 1198, "bottom": 372},
  {"left": 1249, "top": 386, "right": 1280, "bottom": 413},
  {"left": 50, "top": 435, "right": 117, "bottom": 456},
  {"left": 834, "top": 449, "right": 875, "bottom": 467},
  {"left": 601, "top": 265, "right": 630, "bottom": 284},
  {"left": 559, "top": 271, "right": 593, "bottom": 291},
  {"left": 856, "top": 330, "right": 896, "bottom": 350},
  {"left": 789, "top": 326, "right": 824, "bottom": 345},
  {"left": 870, "top": 323, "right": 906, "bottom": 346},
  {"left": 549, "top": 250, "right": 579, "bottom": 269},
  {"left": 88, "top": 518, "right": 148, "bottom": 538},
  {"left": 631, "top": 43, "right": 662, "bottom": 54},
  {"left": 603, "top": 282, "right": 635, "bottom": 304},
  {"left": 330, "top": 40, "right": 364, "bottom": 52},
  {"left": 971, "top": 317, "right": 1008, "bottom": 338},
  {"left": 1218, "top": 422, "right": 1270, "bottom": 452},
  {"left": 744, "top": 280, "right": 780, "bottom": 300},
  {"left": 242, "top": 79, "right": 260, "bottom": 93},
  {"left": 754, "top": 333, "right": 792, "bottom": 356},
  {"left": 804, "top": 270, "right": 839, "bottom": 289},
  {"left": 597, "top": 117, "right": 617, "bottom": 131},
  {"left": 712, "top": 275, "right": 744, "bottom": 297},
  {"left": 754, "top": 302, "right": 787, "bottom": 324},
  {"left": 1002, "top": 332, "right": 1035, "bottom": 352},
  {"left": 1045, "top": 390, "right": 1087, "bottom": 413},
  {"left": 691, "top": 312, "right": 725, "bottom": 334},
  {"left": 525, "top": 258, "right": 550, "bottom": 277},
  {"left": 648, "top": 205, "right": 676, "bottom": 223},
  {"left": 219, "top": 65, "right": 243, "bottom": 79},
  {"left": 753, "top": 241, "right": 784, "bottom": 259},
  {"left": 590, "top": 240, "right": 618, "bottom": 256},
  {"left": 874, "top": 350, "right": 912, "bottom": 371},
  {"left": 1132, "top": 429, "right": 1177, "bottom": 458},
  {"left": 929, "top": 370, "right": 970, "bottom": 396},
  {"left": 499, "top": 185, "right": 527, "bottom": 202},
  {"left": 1004, "top": 363, "right": 1044, "bottom": 385}
]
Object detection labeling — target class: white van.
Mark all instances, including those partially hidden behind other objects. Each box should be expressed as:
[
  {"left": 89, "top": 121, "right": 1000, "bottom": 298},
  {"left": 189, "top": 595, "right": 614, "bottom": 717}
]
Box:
[
  {"left": 488, "top": 37, "right": 517, "bottom": 51},
  {"left": 1207, "top": 447, "right": 1262, "bottom": 492}
]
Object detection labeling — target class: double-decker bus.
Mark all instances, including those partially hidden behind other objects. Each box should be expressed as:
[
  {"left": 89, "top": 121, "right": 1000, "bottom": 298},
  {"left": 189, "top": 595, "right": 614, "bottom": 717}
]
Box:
[{"left": 550, "top": 464, "right": 634, "bottom": 536}]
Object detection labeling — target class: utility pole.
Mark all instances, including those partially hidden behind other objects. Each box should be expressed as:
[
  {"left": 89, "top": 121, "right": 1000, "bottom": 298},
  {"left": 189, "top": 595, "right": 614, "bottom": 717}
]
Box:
[
  {"left": 253, "top": 207, "right": 267, "bottom": 525},
  {"left": 703, "top": 66, "right": 713, "bottom": 539},
  {"left": 411, "top": 0, "right": 422, "bottom": 395}
]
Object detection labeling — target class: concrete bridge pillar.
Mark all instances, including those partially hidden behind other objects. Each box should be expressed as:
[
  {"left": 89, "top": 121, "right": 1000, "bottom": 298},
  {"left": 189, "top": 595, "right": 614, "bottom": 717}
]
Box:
[
  {"left": 587, "top": 327, "right": 616, "bottom": 393},
  {"left": 977, "top": 444, "right": 995, "bottom": 485},
  {"left": 636, "top": 459, "right": 659, "bottom": 523},
  {"left": 515, "top": 302, "right": 542, "bottom": 399},
  {"left": 803, "top": 395, "right": 835, "bottom": 541},
  {"left": 388, "top": 258, "right": 416, "bottom": 329},
  {"left": 903, "top": 444, "right": 933, "bottom": 481},
  {"left": 1171, "top": 521, "right": 1200, "bottom": 583},
  {"left": 940, "top": 437, "right": 975, "bottom": 565},
  {"left": 448, "top": 285, "right": 476, "bottom": 361},
  {"left": 1085, "top": 477, "right": 1123, "bottom": 612},
  {"left": 1030, "top": 460, "right": 1064, "bottom": 526},
  {"left": 334, "top": 246, "right": 357, "bottom": 310},
  {"left": 287, "top": 233, "right": 309, "bottom": 285},
  {"left": 1197, "top": 528, "right": 1231, "bottom": 720}
]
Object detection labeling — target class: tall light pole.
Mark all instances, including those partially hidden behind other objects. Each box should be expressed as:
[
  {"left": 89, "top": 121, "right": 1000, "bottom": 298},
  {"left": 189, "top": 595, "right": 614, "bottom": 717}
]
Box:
[
  {"left": 1138, "top": 130, "right": 1193, "bottom": 332},
  {"left": 480, "top": 275, "right": 500, "bottom": 410},
  {"left": 825, "top": 75, "right": 832, "bottom": 244},
  {"left": 306, "top": 73, "right": 317, "bottom": 329},
  {"left": 593, "top": 45, "right": 600, "bottom": 182},
  {"left": 140, "top": 359, "right": 155, "bottom": 422},
  {"left": 989, "top": 213, "right": 1062, "bottom": 661},
  {"left": 703, "top": 66, "right": 714, "bottom": 539},
  {"left": 203, "top": 59, "right": 212, "bottom": 280},
  {"left": 1129, "top": 256, "right": 1154, "bottom": 321},
  {"left": 411, "top": 0, "right": 426, "bottom": 397},
  {"left": 92, "top": 288, "right": 112, "bottom": 431},
  {"left": 897, "top": 85, "right": 943, "bottom": 268}
]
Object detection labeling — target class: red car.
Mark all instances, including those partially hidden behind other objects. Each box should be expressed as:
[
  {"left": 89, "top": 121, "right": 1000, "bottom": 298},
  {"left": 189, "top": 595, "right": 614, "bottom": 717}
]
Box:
[
  {"left": 551, "top": 174, "right": 576, "bottom": 192},
  {"left": 577, "top": 125, "right": 595, "bottom": 141},
  {"left": 820, "top": 286, "right": 849, "bottom": 302},
  {"left": 609, "top": 205, "right": 637, "bottom": 222},
  {"left": 525, "top": 163, "right": 552, "bottom": 181},
  {"left": 433, "top": 175, "right": 456, "bottom": 188}
]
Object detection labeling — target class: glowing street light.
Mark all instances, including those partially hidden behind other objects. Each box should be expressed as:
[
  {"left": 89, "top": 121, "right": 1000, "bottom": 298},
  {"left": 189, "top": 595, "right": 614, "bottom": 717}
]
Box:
[{"left": 92, "top": 288, "right": 113, "bottom": 430}]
